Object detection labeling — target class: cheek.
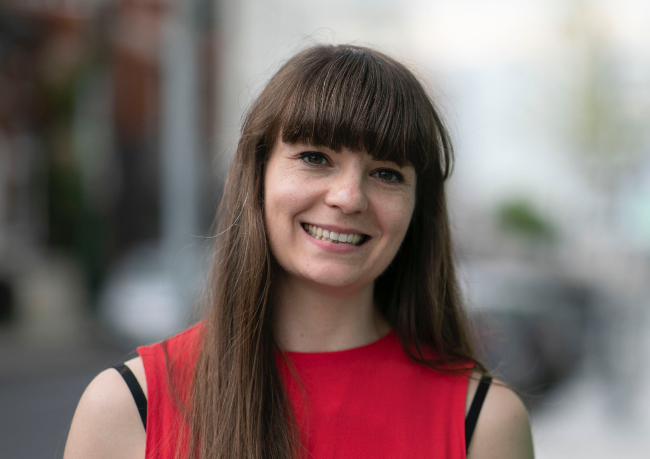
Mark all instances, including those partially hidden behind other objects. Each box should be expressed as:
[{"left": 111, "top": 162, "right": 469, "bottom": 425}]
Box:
[
  {"left": 380, "top": 196, "right": 416, "bottom": 246},
  {"left": 264, "top": 173, "right": 294, "bottom": 265},
  {"left": 265, "top": 177, "right": 308, "bottom": 223},
  {"left": 263, "top": 167, "right": 314, "bottom": 245}
]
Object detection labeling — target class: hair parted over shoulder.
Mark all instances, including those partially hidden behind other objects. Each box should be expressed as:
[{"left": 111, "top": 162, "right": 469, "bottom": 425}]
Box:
[{"left": 172, "top": 44, "right": 482, "bottom": 459}]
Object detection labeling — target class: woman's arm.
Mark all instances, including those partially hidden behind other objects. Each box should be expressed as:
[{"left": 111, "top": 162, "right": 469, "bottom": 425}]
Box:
[
  {"left": 466, "top": 371, "right": 534, "bottom": 459},
  {"left": 63, "top": 358, "right": 147, "bottom": 459}
]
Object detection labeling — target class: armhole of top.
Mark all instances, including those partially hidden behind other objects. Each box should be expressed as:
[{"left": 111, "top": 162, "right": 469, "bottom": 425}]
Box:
[
  {"left": 464, "top": 374, "right": 492, "bottom": 453},
  {"left": 114, "top": 363, "right": 148, "bottom": 432}
]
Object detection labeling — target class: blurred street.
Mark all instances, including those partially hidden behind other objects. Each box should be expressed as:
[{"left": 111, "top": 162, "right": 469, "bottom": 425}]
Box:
[
  {"left": 0, "top": 331, "right": 128, "bottom": 459},
  {"left": 533, "top": 365, "right": 650, "bottom": 458}
]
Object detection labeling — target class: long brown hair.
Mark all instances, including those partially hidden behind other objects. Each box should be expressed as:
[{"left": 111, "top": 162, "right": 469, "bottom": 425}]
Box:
[{"left": 177, "top": 44, "right": 482, "bottom": 459}]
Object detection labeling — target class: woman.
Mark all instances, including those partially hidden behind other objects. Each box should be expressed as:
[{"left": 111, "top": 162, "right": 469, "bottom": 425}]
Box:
[{"left": 64, "top": 44, "right": 534, "bottom": 459}]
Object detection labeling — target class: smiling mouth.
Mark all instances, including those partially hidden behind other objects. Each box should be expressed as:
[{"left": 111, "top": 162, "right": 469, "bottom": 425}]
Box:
[{"left": 301, "top": 223, "right": 368, "bottom": 246}]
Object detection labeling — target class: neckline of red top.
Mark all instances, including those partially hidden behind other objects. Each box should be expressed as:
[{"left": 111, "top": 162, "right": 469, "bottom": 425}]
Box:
[{"left": 277, "top": 330, "right": 397, "bottom": 363}]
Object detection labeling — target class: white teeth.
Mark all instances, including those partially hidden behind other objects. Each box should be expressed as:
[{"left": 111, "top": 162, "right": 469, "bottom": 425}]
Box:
[{"left": 303, "top": 224, "right": 365, "bottom": 246}]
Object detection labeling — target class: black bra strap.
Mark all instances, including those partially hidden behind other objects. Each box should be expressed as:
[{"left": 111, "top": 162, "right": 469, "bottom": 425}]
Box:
[
  {"left": 465, "top": 374, "right": 492, "bottom": 452},
  {"left": 114, "top": 363, "right": 147, "bottom": 431}
]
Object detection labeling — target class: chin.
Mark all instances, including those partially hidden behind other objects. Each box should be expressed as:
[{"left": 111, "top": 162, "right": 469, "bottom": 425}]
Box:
[{"left": 301, "top": 268, "right": 372, "bottom": 291}]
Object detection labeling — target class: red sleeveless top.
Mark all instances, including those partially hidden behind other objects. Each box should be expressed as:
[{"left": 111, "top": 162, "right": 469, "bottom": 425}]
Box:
[{"left": 137, "top": 324, "right": 471, "bottom": 458}]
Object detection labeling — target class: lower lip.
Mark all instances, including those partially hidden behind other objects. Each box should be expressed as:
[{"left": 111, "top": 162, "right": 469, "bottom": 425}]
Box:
[{"left": 301, "top": 226, "right": 366, "bottom": 254}]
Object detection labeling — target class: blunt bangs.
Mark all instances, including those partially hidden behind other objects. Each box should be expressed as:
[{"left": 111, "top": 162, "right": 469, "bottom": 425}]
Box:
[{"left": 269, "top": 46, "right": 447, "bottom": 173}]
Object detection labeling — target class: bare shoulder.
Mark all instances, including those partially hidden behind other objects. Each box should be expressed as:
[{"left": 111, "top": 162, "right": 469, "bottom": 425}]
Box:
[
  {"left": 63, "top": 357, "right": 147, "bottom": 459},
  {"left": 465, "top": 370, "right": 534, "bottom": 459}
]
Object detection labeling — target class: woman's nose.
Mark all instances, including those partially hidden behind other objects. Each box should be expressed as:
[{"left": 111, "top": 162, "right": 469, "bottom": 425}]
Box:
[{"left": 323, "top": 169, "right": 368, "bottom": 214}]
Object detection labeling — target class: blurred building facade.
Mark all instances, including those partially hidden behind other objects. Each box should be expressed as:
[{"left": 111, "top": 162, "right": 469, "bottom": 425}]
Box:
[{"left": 0, "top": 0, "right": 218, "bottom": 345}]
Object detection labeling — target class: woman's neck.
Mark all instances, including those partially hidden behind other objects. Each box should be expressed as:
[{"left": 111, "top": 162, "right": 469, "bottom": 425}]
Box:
[{"left": 272, "top": 273, "right": 390, "bottom": 352}]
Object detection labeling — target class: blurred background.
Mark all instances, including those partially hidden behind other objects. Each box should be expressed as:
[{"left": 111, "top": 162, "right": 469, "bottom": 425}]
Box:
[{"left": 0, "top": 0, "right": 648, "bottom": 457}]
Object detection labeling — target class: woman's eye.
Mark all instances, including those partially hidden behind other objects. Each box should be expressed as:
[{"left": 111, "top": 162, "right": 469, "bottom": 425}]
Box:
[
  {"left": 373, "top": 169, "right": 402, "bottom": 182},
  {"left": 300, "top": 152, "right": 328, "bottom": 166}
]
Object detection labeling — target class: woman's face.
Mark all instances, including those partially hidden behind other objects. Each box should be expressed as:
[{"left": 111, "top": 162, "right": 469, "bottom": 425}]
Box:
[{"left": 264, "top": 138, "right": 417, "bottom": 290}]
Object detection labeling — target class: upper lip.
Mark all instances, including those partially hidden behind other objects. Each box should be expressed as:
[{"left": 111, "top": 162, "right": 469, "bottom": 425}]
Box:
[{"left": 301, "top": 222, "right": 369, "bottom": 236}]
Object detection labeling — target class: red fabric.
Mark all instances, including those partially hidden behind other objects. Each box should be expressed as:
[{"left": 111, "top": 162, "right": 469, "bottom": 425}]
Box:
[
  {"left": 137, "top": 324, "right": 201, "bottom": 458},
  {"left": 138, "top": 325, "right": 470, "bottom": 459}
]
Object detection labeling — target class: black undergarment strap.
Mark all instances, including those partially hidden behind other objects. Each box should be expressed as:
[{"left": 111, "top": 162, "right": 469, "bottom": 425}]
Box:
[
  {"left": 114, "top": 363, "right": 147, "bottom": 431},
  {"left": 465, "top": 374, "right": 492, "bottom": 452}
]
